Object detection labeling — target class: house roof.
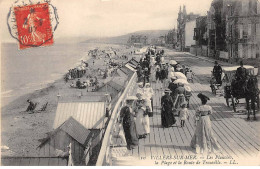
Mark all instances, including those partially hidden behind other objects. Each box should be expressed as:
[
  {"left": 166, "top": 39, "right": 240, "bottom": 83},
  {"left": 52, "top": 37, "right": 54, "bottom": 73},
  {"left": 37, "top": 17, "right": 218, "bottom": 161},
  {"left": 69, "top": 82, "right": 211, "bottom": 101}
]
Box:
[
  {"left": 111, "top": 77, "right": 126, "bottom": 87},
  {"left": 59, "top": 92, "right": 110, "bottom": 102},
  {"left": 60, "top": 117, "right": 91, "bottom": 145},
  {"left": 1, "top": 157, "right": 68, "bottom": 166},
  {"left": 116, "top": 68, "right": 128, "bottom": 78},
  {"left": 39, "top": 117, "right": 91, "bottom": 147},
  {"left": 125, "top": 63, "right": 136, "bottom": 72},
  {"left": 128, "top": 58, "right": 139, "bottom": 66},
  {"left": 120, "top": 66, "right": 134, "bottom": 76},
  {"left": 53, "top": 102, "right": 106, "bottom": 129},
  {"left": 107, "top": 80, "right": 124, "bottom": 92}
]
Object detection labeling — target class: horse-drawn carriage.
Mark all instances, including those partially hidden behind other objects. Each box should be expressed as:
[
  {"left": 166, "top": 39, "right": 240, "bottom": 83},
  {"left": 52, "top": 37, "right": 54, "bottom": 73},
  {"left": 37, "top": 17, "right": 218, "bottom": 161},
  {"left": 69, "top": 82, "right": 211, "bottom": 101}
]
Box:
[
  {"left": 210, "top": 71, "right": 224, "bottom": 95},
  {"left": 222, "top": 65, "right": 259, "bottom": 119}
]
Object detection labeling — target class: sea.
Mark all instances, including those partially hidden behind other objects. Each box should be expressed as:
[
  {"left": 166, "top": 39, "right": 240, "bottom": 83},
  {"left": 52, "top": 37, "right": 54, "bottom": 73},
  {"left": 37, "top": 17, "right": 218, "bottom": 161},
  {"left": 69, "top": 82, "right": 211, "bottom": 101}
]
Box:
[{"left": 1, "top": 42, "right": 120, "bottom": 107}]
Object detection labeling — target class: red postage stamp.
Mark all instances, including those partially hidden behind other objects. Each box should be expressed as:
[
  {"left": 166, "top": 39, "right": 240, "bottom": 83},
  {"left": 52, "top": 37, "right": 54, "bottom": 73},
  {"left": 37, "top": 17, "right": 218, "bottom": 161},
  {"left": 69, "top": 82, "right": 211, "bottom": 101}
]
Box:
[{"left": 14, "top": 3, "right": 53, "bottom": 49}]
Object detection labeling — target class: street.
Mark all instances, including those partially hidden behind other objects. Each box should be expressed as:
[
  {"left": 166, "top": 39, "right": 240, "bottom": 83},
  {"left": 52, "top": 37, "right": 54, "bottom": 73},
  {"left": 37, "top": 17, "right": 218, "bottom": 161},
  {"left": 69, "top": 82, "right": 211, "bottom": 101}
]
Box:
[{"left": 111, "top": 49, "right": 260, "bottom": 166}]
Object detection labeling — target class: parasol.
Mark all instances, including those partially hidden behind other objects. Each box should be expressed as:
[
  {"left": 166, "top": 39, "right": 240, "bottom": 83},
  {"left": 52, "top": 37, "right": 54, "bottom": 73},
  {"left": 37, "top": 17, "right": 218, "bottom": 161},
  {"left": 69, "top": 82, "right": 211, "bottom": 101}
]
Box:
[
  {"left": 169, "top": 60, "right": 177, "bottom": 65},
  {"left": 174, "top": 72, "right": 187, "bottom": 80},
  {"left": 173, "top": 79, "right": 189, "bottom": 85},
  {"left": 184, "top": 85, "right": 192, "bottom": 92}
]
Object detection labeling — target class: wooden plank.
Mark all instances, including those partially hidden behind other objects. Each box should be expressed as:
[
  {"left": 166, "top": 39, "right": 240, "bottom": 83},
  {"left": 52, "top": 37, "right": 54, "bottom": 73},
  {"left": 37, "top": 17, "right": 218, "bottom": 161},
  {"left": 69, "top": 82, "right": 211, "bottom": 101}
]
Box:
[
  {"left": 19, "top": 158, "right": 31, "bottom": 166},
  {"left": 11, "top": 158, "right": 21, "bottom": 166},
  {"left": 189, "top": 93, "right": 238, "bottom": 157},
  {"left": 212, "top": 100, "right": 260, "bottom": 149},
  {"left": 29, "top": 157, "right": 40, "bottom": 166},
  {"left": 156, "top": 95, "right": 172, "bottom": 156},
  {"left": 162, "top": 126, "right": 177, "bottom": 156},
  {"left": 167, "top": 123, "right": 184, "bottom": 156},
  {"left": 152, "top": 90, "right": 165, "bottom": 156},
  {"left": 58, "top": 158, "right": 68, "bottom": 166},
  {"left": 193, "top": 83, "right": 256, "bottom": 157},
  {"left": 48, "top": 158, "right": 59, "bottom": 166},
  {"left": 174, "top": 120, "right": 190, "bottom": 156},
  {"left": 38, "top": 158, "right": 50, "bottom": 166},
  {"left": 138, "top": 133, "right": 146, "bottom": 160},
  {"left": 211, "top": 101, "right": 259, "bottom": 153},
  {"left": 1, "top": 158, "right": 13, "bottom": 166},
  {"left": 189, "top": 86, "right": 245, "bottom": 157}
]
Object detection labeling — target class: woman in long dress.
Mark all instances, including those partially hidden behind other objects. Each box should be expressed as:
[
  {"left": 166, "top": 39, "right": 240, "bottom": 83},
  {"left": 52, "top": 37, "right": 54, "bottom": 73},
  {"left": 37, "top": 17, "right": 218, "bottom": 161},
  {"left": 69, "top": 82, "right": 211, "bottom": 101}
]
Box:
[
  {"left": 173, "top": 83, "right": 186, "bottom": 111},
  {"left": 143, "top": 83, "right": 154, "bottom": 112},
  {"left": 134, "top": 93, "right": 150, "bottom": 139},
  {"left": 161, "top": 89, "right": 176, "bottom": 127},
  {"left": 119, "top": 96, "right": 139, "bottom": 150},
  {"left": 190, "top": 93, "right": 221, "bottom": 154}
]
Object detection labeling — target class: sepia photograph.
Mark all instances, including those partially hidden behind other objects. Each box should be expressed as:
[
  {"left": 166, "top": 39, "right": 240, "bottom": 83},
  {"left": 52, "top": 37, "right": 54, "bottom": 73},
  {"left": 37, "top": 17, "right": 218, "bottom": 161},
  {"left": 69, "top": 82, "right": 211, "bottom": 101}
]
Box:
[{"left": 0, "top": 0, "right": 260, "bottom": 166}]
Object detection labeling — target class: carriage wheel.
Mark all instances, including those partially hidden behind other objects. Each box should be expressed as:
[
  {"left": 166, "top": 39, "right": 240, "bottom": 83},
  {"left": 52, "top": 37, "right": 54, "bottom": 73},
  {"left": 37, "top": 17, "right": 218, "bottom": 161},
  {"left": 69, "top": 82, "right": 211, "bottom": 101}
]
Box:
[
  {"left": 257, "top": 94, "right": 260, "bottom": 109},
  {"left": 226, "top": 98, "right": 230, "bottom": 107},
  {"left": 211, "top": 85, "right": 216, "bottom": 94},
  {"left": 231, "top": 95, "right": 236, "bottom": 113}
]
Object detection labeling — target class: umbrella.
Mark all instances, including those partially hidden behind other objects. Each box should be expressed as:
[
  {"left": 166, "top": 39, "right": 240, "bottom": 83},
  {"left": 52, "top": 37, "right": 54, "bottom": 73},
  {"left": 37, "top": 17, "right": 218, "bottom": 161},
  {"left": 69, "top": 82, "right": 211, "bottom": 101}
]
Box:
[
  {"left": 169, "top": 60, "right": 177, "bottom": 65},
  {"left": 174, "top": 72, "right": 187, "bottom": 80},
  {"left": 173, "top": 79, "right": 189, "bottom": 85},
  {"left": 184, "top": 85, "right": 192, "bottom": 92}
]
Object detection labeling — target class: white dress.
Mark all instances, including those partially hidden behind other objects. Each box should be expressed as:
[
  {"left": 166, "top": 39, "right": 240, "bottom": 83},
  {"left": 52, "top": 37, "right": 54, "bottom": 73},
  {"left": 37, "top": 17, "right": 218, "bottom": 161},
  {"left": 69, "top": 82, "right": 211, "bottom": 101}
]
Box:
[{"left": 135, "top": 100, "right": 150, "bottom": 135}]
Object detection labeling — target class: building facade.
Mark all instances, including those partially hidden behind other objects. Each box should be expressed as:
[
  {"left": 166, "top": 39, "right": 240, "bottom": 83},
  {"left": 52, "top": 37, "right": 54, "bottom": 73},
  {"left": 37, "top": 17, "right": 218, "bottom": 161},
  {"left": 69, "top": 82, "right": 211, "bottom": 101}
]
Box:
[
  {"left": 165, "top": 28, "right": 177, "bottom": 48},
  {"left": 177, "top": 5, "right": 200, "bottom": 51},
  {"left": 226, "top": 0, "right": 260, "bottom": 67},
  {"left": 151, "top": 36, "right": 166, "bottom": 46},
  {"left": 191, "top": 16, "right": 208, "bottom": 56},
  {"left": 127, "top": 35, "right": 148, "bottom": 46}
]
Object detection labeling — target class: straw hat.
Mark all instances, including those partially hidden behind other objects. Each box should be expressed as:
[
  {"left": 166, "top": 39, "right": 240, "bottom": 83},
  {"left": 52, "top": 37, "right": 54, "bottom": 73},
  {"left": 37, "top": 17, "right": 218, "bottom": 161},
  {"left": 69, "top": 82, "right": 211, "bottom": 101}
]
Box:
[
  {"left": 126, "top": 96, "right": 137, "bottom": 101},
  {"left": 164, "top": 88, "right": 171, "bottom": 93}
]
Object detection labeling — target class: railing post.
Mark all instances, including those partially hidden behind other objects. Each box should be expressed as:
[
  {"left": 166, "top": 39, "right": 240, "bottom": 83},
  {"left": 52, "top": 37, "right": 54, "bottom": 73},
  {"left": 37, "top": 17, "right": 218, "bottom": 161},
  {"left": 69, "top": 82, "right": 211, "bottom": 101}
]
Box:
[{"left": 96, "top": 72, "right": 137, "bottom": 166}]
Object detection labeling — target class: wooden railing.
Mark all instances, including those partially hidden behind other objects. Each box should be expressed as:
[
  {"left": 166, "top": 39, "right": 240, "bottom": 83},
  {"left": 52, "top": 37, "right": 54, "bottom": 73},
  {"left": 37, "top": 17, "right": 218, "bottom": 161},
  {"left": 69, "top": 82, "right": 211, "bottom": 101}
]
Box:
[{"left": 96, "top": 72, "right": 137, "bottom": 166}]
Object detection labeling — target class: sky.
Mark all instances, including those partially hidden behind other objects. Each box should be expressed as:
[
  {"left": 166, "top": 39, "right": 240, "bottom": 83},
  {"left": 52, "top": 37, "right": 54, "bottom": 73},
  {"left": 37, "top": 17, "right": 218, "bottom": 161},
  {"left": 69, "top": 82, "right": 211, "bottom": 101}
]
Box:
[{"left": 0, "top": 0, "right": 212, "bottom": 42}]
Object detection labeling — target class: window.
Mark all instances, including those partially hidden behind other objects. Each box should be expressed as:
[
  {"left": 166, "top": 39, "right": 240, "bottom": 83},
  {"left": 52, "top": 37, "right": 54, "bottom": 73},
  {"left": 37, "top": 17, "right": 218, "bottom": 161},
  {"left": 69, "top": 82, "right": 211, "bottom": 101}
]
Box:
[
  {"left": 258, "top": 0, "right": 260, "bottom": 14},
  {"left": 248, "top": 23, "right": 252, "bottom": 36},
  {"left": 248, "top": 44, "right": 252, "bottom": 58},
  {"left": 238, "top": 44, "right": 243, "bottom": 58},
  {"left": 243, "top": 24, "right": 248, "bottom": 37},
  {"left": 242, "top": 1, "right": 249, "bottom": 15},
  {"left": 239, "top": 24, "right": 243, "bottom": 39},
  {"left": 256, "top": 24, "right": 260, "bottom": 36}
]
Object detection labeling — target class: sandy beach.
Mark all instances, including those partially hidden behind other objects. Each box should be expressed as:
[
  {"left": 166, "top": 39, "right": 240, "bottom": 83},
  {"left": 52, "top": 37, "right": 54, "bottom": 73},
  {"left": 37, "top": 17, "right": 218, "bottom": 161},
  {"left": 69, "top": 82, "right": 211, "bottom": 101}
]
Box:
[{"left": 1, "top": 43, "right": 138, "bottom": 157}]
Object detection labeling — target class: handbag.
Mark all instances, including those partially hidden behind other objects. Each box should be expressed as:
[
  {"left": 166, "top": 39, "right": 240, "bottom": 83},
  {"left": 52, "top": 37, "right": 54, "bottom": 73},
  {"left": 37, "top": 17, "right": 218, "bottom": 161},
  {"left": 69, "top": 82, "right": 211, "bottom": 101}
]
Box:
[{"left": 146, "top": 107, "right": 153, "bottom": 117}]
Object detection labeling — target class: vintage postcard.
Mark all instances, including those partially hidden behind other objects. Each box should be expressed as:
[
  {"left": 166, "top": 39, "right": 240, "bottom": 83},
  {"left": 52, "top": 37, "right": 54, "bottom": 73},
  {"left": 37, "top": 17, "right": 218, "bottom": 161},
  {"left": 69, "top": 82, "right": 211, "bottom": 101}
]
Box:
[{"left": 0, "top": 0, "right": 260, "bottom": 166}]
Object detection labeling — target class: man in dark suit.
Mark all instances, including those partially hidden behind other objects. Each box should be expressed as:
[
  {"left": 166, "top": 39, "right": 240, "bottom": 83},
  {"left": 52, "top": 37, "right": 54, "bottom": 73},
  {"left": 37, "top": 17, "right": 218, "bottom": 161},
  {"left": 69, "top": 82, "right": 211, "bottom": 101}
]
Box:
[
  {"left": 213, "top": 61, "right": 222, "bottom": 85},
  {"left": 235, "top": 61, "right": 248, "bottom": 82}
]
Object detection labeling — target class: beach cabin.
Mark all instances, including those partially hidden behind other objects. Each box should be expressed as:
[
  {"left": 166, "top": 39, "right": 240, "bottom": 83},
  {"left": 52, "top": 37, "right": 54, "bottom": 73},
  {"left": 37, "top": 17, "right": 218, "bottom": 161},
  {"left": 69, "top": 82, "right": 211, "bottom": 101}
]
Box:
[
  {"left": 38, "top": 101, "right": 107, "bottom": 165},
  {"left": 116, "top": 65, "right": 135, "bottom": 79},
  {"left": 38, "top": 117, "right": 94, "bottom": 165},
  {"left": 126, "top": 58, "right": 139, "bottom": 69},
  {"left": 96, "top": 80, "right": 124, "bottom": 100},
  {"left": 120, "top": 65, "right": 134, "bottom": 78}
]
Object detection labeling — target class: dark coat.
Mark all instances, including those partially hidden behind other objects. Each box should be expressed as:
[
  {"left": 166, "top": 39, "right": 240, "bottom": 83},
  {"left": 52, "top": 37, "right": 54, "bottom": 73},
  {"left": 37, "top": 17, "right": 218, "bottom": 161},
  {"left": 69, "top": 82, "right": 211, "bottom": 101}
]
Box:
[
  {"left": 120, "top": 106, "right": 139, "bottom": 147},
  {"left": 161, "top": 94, "right": 176, "bottom": 127}
]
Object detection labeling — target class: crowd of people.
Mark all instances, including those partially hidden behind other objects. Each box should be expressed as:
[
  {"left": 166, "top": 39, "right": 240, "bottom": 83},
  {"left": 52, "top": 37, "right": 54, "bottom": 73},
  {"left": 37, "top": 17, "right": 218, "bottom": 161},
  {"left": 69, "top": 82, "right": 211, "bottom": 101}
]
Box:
[{"left": 119, "top": 46, "right": 221, "bottom": 155}]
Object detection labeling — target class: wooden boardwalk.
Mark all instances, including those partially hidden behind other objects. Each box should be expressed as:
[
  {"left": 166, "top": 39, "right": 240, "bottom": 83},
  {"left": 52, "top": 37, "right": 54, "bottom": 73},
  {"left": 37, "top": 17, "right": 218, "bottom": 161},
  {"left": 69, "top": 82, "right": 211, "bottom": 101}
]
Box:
[{"left": 110, "top": 69, "right": 260, "bottom": 166}]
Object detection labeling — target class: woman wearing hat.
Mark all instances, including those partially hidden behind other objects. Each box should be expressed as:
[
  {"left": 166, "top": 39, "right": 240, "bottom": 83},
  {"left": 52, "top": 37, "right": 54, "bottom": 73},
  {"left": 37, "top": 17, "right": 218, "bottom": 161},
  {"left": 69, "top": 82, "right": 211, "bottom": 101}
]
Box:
[
  {"left": 190, "top": 93, "right": 221, "bottom": 154},
  {"left": 137, "top": 82, "right": 145, "bottom": 95},
  {"left": 143, "top": 83, "right": 154, "bottom": 113},
  {"left": 134, "top": 93, "right": 150, "bottom": 139},
  {"left": 173, "top": 83, "right": 186, "bottom": 112},
  {"left": 119, "top": 96, "right": 139, "bottom": 150},
  {"left": 161, "top": 88, "right": 176, "bottom": 128}
]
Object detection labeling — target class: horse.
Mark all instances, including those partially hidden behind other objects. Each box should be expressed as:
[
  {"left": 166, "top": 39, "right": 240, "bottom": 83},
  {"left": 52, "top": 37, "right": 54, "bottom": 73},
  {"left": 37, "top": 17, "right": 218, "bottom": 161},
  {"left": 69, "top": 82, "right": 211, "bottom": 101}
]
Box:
[{"left": 245, "top": 75, "right": 259, "bottom": 120}]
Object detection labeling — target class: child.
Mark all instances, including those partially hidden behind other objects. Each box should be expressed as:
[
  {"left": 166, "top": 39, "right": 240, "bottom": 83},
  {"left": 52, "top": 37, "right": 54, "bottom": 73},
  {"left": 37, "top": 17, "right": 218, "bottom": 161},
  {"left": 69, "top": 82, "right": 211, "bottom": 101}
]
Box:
[{"left": 179, "top": 103, "right": 189, "bottom": 127}]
